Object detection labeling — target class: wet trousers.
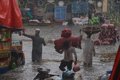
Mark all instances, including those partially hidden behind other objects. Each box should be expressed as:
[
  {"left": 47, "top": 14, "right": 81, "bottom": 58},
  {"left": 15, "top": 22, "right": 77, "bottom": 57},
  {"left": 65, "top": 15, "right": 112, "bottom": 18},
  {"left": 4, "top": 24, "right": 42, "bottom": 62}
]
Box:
[{"left": 59, "top": 60, "right": 73, "bottom": 71}]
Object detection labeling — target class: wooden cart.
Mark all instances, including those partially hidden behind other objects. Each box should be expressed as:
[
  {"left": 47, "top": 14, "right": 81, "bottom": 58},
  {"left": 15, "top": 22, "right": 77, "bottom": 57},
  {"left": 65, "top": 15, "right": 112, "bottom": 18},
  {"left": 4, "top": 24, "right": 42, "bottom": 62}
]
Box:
[{"left": 0, "top": 28, "right": 25, "bottom": 74}]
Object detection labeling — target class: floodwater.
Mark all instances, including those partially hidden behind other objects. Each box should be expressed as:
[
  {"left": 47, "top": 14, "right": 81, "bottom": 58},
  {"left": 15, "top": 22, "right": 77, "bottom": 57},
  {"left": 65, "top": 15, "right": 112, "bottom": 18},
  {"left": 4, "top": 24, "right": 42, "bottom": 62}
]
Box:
[{"left": 0, "top": 25, "right": 119, "bottom": 80}]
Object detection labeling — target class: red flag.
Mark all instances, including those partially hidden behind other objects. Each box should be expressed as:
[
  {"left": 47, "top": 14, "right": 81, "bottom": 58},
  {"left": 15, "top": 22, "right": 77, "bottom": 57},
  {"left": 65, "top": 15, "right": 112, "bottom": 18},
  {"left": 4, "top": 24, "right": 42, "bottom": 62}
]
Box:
[
  {"left": 109, "top": 45, "right": 120, "bottom": 80},
  {"left": 0, "top": 0, "right": 23, "bottom": 29}
]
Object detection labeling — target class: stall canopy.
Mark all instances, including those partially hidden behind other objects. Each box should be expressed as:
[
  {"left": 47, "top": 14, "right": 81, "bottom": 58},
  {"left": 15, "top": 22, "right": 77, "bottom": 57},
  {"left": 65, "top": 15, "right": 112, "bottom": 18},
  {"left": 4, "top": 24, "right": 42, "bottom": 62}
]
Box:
[{"left": 0, "top": 0, "right": 23, "bottom": 29}]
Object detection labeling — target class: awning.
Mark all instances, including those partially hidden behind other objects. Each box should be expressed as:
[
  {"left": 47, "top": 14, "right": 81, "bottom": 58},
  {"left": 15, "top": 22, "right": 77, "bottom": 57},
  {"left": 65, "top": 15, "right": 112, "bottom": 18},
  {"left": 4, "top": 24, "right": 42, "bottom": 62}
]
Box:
[{"left": 0, "top": 0, "right": 23, "bottom": 29}]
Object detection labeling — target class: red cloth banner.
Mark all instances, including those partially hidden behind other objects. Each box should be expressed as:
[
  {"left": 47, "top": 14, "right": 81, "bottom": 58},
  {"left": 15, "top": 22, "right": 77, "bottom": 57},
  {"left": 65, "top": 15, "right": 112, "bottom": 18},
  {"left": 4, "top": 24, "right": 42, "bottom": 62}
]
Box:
[
  {"left": 109, "top": 45, "right": 120, "bottom": 80},
  {"left": 0, "top": 0, "right": 23, "bottom": 29}
]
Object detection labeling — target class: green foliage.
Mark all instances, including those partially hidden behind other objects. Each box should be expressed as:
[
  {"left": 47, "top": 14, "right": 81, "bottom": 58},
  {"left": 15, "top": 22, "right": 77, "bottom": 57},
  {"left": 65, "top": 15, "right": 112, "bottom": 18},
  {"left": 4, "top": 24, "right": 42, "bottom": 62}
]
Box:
[{"left": 88, "top": 16, "right": 100, "bottom": 25}]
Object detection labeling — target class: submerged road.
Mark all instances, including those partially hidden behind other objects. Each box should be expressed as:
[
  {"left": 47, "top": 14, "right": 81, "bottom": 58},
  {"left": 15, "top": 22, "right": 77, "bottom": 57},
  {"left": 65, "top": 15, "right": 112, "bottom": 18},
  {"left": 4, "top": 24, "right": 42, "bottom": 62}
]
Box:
[{"left": 0, "top": 25, "right": 119, "bottom": 80}]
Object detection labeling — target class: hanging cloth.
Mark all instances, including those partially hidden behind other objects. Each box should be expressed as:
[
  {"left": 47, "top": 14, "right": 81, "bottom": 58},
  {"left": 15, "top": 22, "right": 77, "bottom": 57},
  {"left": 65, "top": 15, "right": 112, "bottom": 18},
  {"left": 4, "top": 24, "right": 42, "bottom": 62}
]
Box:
[
  {"left": 109, "top": 45, "right": 120, "bottom": 80},
  {"left": 0, "top": 0, "right": 23, "bottom": 29}
]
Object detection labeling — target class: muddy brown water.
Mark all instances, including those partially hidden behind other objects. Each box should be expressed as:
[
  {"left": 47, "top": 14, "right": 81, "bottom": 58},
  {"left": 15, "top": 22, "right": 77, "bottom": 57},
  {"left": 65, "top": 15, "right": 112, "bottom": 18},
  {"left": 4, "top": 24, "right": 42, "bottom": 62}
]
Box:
[{"left": 0, "top": 25, "right": 119, "bottom": 80}]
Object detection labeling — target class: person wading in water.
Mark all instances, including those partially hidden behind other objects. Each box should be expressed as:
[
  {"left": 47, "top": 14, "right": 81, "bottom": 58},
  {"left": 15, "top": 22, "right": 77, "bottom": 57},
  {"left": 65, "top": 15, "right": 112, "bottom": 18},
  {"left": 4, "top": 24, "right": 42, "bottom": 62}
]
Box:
[
  {"left": 59, "top": 40, "right": 77, "bottom": 71},
  {"left": 83, "top": 33, "right": 95, "bottom": 67},
  {"left": 23, "top": 28, "right": 46, "bottom": 62}
]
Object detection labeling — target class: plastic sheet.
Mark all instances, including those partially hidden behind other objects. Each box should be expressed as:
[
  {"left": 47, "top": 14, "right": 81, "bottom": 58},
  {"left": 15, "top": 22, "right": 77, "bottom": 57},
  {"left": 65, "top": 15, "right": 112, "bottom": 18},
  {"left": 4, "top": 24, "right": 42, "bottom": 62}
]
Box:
[{"left": 0, "top": 0, "right": 23, "bottom": 29}]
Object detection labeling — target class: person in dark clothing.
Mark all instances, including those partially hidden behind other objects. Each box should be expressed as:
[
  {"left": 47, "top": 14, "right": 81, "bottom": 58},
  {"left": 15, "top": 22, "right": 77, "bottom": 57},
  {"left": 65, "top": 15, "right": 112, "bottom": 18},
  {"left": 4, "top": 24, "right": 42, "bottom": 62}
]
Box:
[{"left": 23, "top": 28, "right": 46, "bottom": 62}]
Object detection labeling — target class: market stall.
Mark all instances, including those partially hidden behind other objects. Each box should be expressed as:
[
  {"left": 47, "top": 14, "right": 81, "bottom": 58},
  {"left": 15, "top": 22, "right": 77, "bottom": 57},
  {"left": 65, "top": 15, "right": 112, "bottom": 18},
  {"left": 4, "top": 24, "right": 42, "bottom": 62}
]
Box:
[
  {"left": 0, "top": 28, "right": 11, "bottom": 73},
  {"left": 0, "top": 0, "right": 24, "bottom": 73}
]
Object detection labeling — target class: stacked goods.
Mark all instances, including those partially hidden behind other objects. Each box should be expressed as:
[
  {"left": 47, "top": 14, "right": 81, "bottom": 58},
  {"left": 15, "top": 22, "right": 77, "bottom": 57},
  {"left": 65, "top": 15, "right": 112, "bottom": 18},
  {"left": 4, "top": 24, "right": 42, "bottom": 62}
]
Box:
[
  {"left": 54, "top": 28, "right": 82, "bottom": 53},
  {"left": 0, "top": 29, "right": 11, "bottom": 50},
  {"left": 0, "top": 0, "right": 24, "bottom": 73},
  {"left": 82, "top": 26, "right": 101, "bottom": 35},
  {"left": 0, "top": 29, "right": 11, "bottom": 73},
  {"left": 94, "top": 24, "right": 117, "bottom": 45}
]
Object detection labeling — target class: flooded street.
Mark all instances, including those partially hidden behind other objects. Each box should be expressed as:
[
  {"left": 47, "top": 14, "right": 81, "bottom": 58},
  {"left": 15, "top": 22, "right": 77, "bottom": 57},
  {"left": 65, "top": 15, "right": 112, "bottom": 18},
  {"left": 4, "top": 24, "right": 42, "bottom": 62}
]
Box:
[{"left": 0, "top": 25, "right": 119, "bottom": 80}]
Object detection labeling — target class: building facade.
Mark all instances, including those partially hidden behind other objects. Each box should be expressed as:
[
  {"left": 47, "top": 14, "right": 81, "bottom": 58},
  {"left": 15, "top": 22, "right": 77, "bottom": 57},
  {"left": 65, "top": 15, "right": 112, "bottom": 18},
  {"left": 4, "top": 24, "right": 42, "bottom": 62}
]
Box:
[{"left": 19, "top": 0, "right": 111, "bottom": 21}]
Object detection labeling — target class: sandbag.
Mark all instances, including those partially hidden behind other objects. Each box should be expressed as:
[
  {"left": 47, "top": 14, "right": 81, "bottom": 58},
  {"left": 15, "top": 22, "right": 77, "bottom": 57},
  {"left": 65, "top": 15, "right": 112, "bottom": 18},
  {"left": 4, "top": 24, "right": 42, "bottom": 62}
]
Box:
[{"left": 54, "top": 36, "right": 82, "bottom": 53}]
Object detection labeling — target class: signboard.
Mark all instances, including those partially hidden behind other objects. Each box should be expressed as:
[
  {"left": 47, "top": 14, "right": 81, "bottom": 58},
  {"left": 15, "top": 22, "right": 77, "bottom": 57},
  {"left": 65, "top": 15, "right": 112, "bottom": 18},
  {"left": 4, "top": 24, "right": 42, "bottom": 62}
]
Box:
[{"left": 54, "top": 6, "right": 66, "bottom": 21}]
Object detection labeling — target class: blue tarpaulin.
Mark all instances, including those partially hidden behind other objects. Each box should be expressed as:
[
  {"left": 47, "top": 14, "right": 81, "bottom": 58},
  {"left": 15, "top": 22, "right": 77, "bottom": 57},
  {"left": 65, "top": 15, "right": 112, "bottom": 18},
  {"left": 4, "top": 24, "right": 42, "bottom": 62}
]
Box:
[{"left": 54, "top": 6, "right": 66, "bottom": 21}]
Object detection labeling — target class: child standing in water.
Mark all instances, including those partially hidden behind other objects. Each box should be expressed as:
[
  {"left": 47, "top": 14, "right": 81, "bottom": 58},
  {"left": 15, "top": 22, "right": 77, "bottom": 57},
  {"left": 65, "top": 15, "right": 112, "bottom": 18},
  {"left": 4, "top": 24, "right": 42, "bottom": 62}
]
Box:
[{"left": 59, "top": 40, "right": 77, "bottom": 71}]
